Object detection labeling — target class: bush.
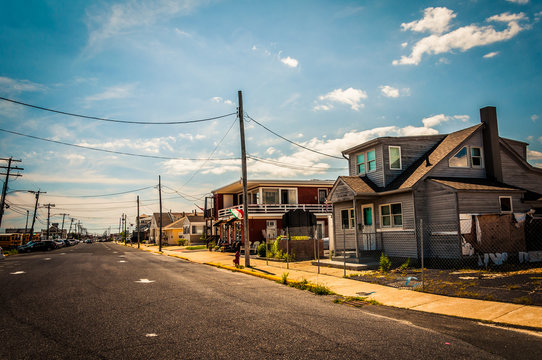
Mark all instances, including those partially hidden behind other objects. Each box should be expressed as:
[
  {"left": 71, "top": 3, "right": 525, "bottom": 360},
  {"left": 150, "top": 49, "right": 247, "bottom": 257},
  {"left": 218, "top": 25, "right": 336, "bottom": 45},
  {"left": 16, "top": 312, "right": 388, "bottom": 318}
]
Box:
[
  {"left": 280, "top": 272, "right": 289, "bottom": 284},
  {"left": 379, "top": 253, "right": 391, "bottom": 273},
  {"left": 177, "top": 239, "right": 188, "bottom": 246},
  {"left": 257, "top": 242, "right": 266, "bottom": 257},
  {"left": 399, "top": 258, "right": 410, "bottom": 271}
]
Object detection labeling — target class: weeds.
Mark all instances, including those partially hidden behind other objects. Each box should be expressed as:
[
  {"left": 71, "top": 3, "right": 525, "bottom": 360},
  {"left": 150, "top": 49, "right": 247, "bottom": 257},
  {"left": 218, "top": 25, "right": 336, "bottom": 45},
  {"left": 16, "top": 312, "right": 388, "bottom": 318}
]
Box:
[
  {"left": 280, "top": 272, "right": 289, "bottom": 284},
  {"left": 379, "top": 253, "right": 391, "bottom": 273},
  {"left": 185, "top": 245, "right": 206, "bottom": 250},
  {"left": 513, "top": 296, "right": 533, "bottom": 305}
]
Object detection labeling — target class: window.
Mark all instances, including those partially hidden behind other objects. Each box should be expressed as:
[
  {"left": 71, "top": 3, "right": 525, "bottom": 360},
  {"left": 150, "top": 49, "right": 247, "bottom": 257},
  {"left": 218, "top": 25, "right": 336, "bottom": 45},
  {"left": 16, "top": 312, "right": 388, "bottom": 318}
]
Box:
[
  {"left": 362, "top": 206, "right": 373, "bottom": 226},
  {"left": 340, "top": 208, "right": 355, "bottom": 229},
  {"left": 263, "top": 189, "right": 279, "bottom": 204},
  {"left": 380, "top": 203, "right": 402, "bottom": 228},
  {"left": 449, "top": 146, "right": 469, "bottom": 167},
  {"left": 280, "top": 189, "right": 296, "bottom": 204},
  {"left": 318, "top": 189, "right": 328, "bottom": 204},
  {"left": 357, "top": 154, "right": 365, "bottom": 175},
  {"left": 471, "top": 147, "right": 483, "bottom": 168},
  {"left": 356, "top": 149, "right": 376, "bottom": 175},
  {"left": 389, "top": 146, "right": 402, "bottom": 170},
  {"left": 499, "top": 196, "right": 513, "bottom": 213}
]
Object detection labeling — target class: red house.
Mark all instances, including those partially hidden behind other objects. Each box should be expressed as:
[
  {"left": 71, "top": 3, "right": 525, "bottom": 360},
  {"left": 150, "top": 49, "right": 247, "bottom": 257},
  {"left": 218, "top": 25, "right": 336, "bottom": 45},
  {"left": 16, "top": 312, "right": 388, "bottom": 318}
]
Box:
[{"left": 211, "top": 179, "right": 334, "bottom": 247}]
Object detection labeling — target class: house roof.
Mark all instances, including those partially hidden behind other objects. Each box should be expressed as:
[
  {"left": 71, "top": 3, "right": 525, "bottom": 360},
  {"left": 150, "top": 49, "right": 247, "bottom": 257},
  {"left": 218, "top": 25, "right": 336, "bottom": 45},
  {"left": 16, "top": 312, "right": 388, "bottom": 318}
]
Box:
[
  {"left": 338, "top": 176, "right": 377, "bottom": 194},
  {"left": 397, "top": 124, "right": 482, "bottom": 190},
  {"left": 163, "top": 214, "right": 205, "bottom": 230},
  {"left": 152, "top": 212, "right": 184, "bottom": 227},
  {"left": 212, "top": 179, "right": 335, "bottom": 194},
  {"left": 429, "top": 178, "right": 524, "bottom": 192}
]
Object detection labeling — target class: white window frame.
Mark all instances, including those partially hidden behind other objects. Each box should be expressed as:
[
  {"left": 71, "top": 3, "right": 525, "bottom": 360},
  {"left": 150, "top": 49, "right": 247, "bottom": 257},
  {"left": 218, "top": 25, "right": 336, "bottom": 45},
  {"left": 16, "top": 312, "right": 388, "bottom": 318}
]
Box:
[
  {"left": 340, "top": 208, "right": 355, "bottom": 229},
  {"left": 470, "top": 146, "right": 484, "bottom": 168},
  {"left": 379, "top": 202, "right": 403, "bottom": 228},
  {"left": 389, "top": 146, "right": 402, "bottom": 170},
  {"left": 260, "top": 187, "right": 298, "bottom": 205},
  {"left": 318, "top": 188, "right": 328, "bottom": 204},
  {"left": 449, "top": 146, "right": 469, "bottom": 168},
  {"left": 499, "top": 196, "right": 513, "bottom": 213},
  {"left": 356, "top": 148, "right": 376, "bottom": 175}
]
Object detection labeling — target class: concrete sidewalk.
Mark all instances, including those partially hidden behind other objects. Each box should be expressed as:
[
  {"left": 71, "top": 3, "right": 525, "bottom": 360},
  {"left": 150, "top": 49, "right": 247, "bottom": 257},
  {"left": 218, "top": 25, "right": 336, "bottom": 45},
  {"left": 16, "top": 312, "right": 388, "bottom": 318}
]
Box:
[{"left": 122, "top": 242, "right": 542, "bottom": 330}]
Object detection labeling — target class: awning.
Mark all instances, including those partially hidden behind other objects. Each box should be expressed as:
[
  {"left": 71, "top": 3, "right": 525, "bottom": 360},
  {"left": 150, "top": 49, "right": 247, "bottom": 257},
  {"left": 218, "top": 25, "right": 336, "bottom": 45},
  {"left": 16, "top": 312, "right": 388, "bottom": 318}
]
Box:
[
  {"left": 213, "top": 220, "right": 225, "bottom": 227},
  {"left": 224, "top": 217, "right": 237, "bottom": 225}
]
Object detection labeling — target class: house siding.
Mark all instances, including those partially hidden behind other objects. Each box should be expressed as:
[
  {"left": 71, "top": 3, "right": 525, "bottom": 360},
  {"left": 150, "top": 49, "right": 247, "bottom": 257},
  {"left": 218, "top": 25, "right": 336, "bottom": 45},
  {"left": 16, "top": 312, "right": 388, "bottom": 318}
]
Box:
[
  {"left": 431, "top": 131, "right": 487, "bottom": 178},
  {"left": 500, "top": 150, "right": 542, "bottom": 195},
  {"left": 349, "top": 145, "right": 385, "bottom": 187},
  {"left": 457, "top": 192, "right": 528, "bottom": 213},
  {"left": 423, "top": 181, "right": 458, "bottom": 224},
  {"left": 382, "top": 137, "right": 444, "bottom": 186},
  {"left": 329, "top": 182, "right": 355, "bottom": 203}
]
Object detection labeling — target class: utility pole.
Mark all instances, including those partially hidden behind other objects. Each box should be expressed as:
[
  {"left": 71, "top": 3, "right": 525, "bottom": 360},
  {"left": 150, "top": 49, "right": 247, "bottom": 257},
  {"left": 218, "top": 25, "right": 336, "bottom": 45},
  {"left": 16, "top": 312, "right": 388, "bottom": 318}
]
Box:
[
  {"left": 137, "top": 195, "right": 140, "bottom": 249},
  {"left": 59, "top": 213, "right": 68, "bottom": 239},
  {"left": 25, "top": 210, "right": 29, "bottom": 234},
  {"left": 238, "top": 91, "right": 250, "bottom": 267},
  {"left": 123, "top": 213, "right": 127, "bottom": 244},
  {"left": 118, "top": 216, "right": 121, "bottom": 240},
  {"left": 0, "top": 157, "right": 23, "bottom": 228},
  {"left": 44, "top": 203, "right": 55, "bottom": 240},
  {"left": 159, "top": 175, "right": 163, "bottom": 252},
  {"left": 28, "top": 190, "right": 45, "bottom": 238},
  {"left": 68, "top": 218, "right": 74, "bottom": 238}
]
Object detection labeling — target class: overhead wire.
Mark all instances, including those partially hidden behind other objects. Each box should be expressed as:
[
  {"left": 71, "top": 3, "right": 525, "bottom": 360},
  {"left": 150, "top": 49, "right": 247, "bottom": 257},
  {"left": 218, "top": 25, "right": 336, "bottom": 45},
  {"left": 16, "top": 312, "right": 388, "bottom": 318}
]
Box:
[
  {"left": 245, "top": 113, "right": 344, "bottom": 160},
  {"left": 45, "top": 185, "right": 157, "bottom": 198},
  {"left": 0, "top": 128, "right": 241, "bottom": 161},
  {"left": 247, "top": 154, "right": 347, "bottom": 171},
  {"left": 0, "top": 96, "right": 236, "bottom": 125}
]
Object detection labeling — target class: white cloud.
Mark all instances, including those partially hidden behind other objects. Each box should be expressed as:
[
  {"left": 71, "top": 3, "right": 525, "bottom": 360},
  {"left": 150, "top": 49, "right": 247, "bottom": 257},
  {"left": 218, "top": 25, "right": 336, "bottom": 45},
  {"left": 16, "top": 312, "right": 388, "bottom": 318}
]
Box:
[
  {"left": 177, "top": 133, "right": 206, "bottom": 141},
  {"left": 77, "top": 136, "right": 176, "bottom": 154},
  {"left": 401, "top": 42, "right": 408, "bottom": 48},
  {"left": 211, "top": 96, "right": 233, "bottom": 105},
  {"left": 266, "top": 147, "right": 276, "bottom": 155},
  {"left": 174, "top": 28, "right": 191, "bottom": 37},
  {"left": 380, "top": 85, "right": 400, "bottom": 98},
  {"left": 394, "top": 9, "right": 528, "bottom": 65},
  {"left": 527, "top": 149, "right": 542, "bottom": 160},
  {"left": 280, "top": 56, "right": 299, "bottom": 68},
  {"left": 85, "top": 0, "right": 200, "bottom": 49},
  {"left": 531, "top": 114, "right": 538, "bottom": 122},
  {"left": 422, "top": 114, "right": 470, "bottom": 127},
  {"left": 315, "top": 87, "right": 368, "bottom": 111},
  {"left": 0, "top": 76, "right": 46, "bottom": 94},
  {"left": 85, "top": 83, "right": 137, "bottom": 102},
  {"left": 401, "top": 7, "right": 456, "bottom": 34},
  {"left": 506, "top": 0, "right": 529, "bottom": 4},
  {"left": 483, "top": 51, "right": 500, "bottom": 58}
]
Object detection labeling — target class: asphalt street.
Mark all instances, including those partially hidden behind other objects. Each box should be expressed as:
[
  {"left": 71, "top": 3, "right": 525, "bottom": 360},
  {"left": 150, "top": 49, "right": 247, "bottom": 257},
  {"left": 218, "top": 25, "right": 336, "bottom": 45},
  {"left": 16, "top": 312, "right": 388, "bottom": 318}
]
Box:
[{"left": 1, "top": 242, "right": 541, "bottom": 359}]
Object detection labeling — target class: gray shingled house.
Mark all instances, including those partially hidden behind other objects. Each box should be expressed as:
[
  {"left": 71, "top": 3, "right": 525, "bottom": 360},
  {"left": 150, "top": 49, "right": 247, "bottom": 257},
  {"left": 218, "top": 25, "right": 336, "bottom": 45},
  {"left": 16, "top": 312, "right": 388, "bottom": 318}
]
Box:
[{"left": 328, "top": 107, "right": 542, "bottom": 263}]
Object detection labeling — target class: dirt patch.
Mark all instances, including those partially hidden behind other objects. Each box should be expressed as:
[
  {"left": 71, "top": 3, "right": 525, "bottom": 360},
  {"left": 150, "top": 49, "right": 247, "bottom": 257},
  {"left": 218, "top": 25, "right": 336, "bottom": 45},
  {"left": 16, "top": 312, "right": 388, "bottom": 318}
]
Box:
[{"left": 349, "top": 267, "right": 542, "bottom": 306}]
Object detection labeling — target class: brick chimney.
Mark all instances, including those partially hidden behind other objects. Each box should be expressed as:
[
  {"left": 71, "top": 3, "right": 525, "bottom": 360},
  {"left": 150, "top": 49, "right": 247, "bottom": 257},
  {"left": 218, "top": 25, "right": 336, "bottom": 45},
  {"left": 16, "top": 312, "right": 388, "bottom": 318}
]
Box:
[{"left": 480, "top": 106, "right": 503, "bottom": 182}]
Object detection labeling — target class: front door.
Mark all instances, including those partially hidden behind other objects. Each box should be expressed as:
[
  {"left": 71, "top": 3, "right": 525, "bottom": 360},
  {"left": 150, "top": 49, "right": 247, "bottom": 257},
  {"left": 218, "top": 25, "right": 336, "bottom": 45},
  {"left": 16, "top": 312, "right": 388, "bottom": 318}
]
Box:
[
  {"left": 361, "top": 204, "right": 376, "bottom": 250},
  {"left": 266, "top": 220, "right": 277, "bottom": 239},
  {"left": 316, "top": 220, "right": 325, "bottom": 239}
]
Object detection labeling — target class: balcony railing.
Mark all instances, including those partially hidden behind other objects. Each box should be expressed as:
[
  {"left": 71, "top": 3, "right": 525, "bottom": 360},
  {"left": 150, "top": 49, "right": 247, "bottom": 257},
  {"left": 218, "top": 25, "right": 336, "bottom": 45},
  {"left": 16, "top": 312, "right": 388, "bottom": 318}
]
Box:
[{"left": 218, "top": 203, "right": 333, "bottom": 218}]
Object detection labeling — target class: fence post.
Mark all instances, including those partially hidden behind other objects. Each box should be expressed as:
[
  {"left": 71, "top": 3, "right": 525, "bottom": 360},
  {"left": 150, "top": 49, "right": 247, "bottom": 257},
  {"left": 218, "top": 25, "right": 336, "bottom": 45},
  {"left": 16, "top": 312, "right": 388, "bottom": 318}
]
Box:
[
  {"left": 420, "top": 218, "right": 424, "bottom": 292},
  {"left": 343, "top": 226, "right": 346, "bottom": 277},
  {"left": 287, "top": 228, "right": 290, "bottom": 270}
]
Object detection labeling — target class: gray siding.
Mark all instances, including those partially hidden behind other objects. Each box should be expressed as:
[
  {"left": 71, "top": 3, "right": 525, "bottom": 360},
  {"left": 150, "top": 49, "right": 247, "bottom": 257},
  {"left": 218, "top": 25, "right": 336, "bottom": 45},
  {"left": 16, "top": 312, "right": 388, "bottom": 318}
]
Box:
[
  {"left": 424, "top": 181, "right": 458, "bottom": 224},
  {"left": 501, "top": 150, "right": 542, "bottom": 195},
  {"left": 502, "top": 138, "right": 527, "bottom": 160},
  {"left": 382, "top": 136, "right": 444, "bottom": 186},
  {"left": 457, "top": 192, "right": 529, "bottom": 213},
  {"left": 349, "top": 144, "right": 385, "bottom": 187},
  {"left": 380, "top": 231, "right": 417, "bottom": 258},
  {"left": 333, "top": 201, "right": 356, "bottom": 250},
  {"left": 329, "top": 182, "right": 355, "bottom": 203},
  {"left": 374, "top": 191, "right": 415, "bottom": 230},
  {"left": 431, "top": 131, "right": 487, "bottom": 178}
]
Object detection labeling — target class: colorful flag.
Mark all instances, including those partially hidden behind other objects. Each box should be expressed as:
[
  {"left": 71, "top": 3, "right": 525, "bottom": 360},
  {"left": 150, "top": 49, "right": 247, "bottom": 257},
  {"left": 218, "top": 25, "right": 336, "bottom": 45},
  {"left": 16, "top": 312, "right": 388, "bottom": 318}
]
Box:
[{"left": 229, "top": 208, "right": 243, "bottom": 219}]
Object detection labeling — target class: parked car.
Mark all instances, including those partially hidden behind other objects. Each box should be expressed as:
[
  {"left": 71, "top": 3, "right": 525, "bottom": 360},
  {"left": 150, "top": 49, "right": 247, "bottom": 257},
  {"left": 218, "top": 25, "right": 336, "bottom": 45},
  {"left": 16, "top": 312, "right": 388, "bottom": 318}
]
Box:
[
  {"left": 0, "top": 246, "right": 4, "bottom": 260},
  {"left": 53, "top": 240, "right": 65, "bottom": 248},
  {"left": 63, "top": 239, "right": 71, "bottom": 247},
  {"left": 18, "top": 240, "right": 56, "bottom": 252}
]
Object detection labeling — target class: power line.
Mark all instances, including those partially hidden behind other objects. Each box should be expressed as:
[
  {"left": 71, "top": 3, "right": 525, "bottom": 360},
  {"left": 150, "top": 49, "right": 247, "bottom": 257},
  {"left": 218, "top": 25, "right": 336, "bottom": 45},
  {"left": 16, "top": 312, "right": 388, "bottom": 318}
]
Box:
[
  {"left": 45, "top": 185, "right": 156, "bottom": 198},
  {"left": 0, "top": 96, "right": 236, "bottom": 125},
  {"left": 0, "top": 128, "right": 241, "bottom": 161},
  {"left": 247, "top": 154, "right": 347, "bottom": 171},
  {"left": 245, "top": 113, "right": 343, "bottom": 160}
]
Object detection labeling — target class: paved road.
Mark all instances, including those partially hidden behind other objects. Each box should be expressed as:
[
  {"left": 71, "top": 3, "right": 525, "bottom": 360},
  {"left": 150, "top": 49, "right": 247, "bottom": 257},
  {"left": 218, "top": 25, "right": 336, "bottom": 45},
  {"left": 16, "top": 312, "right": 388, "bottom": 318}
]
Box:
[{"left": 1, "top": 242, "right": 541, "bottom": 359}]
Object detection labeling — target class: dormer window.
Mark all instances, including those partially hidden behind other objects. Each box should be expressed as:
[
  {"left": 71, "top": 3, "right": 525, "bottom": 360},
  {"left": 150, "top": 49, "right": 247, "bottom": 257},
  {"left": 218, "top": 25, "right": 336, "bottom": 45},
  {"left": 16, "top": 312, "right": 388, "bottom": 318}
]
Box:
[
  {"left": 471, "top": 147, "right": 483, "bottom": 168},
  {"left": 389, "top": 146, "right": 402, "bottom": 170},
  {"left": 357, "top": 149, "right": 376, "bottom": 175},
  {"left": 449, "top": 146, "right": 469, "bottom": 167}
]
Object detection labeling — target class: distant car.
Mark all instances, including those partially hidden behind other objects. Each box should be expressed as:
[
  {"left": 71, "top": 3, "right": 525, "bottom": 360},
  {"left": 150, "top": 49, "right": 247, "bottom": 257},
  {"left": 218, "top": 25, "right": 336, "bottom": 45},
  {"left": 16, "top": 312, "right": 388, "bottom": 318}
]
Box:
[
  {"left": 0, "top": 246, "right": 4, "bottom": 260},
  {"left": 17, "top": 241, "right": 38, "bottom": 253},
  {"left": 63, "top": 240, "right": 71, "bottom": 247},
  {"left": 84, "top": 239, "right": 92, "bottom": 244}
]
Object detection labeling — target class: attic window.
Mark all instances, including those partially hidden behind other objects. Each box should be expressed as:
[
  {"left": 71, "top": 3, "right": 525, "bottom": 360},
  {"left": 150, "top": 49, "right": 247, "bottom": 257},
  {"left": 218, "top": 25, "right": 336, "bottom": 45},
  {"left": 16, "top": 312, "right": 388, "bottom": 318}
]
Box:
[
  {"left": 356, "top": 149, "right": 376, "bottom": 175},
  {"left": 499, "top": 196, "right": 513, "bottom": 213},
  {"left": 471, "top": 147, "right": 483, "bottom": 168},
  {"left": 389, "top": 146, "right": 402, "bottom": 170},
  {"left": 449, "top": 146, "right": 468, "bottom": 167}
]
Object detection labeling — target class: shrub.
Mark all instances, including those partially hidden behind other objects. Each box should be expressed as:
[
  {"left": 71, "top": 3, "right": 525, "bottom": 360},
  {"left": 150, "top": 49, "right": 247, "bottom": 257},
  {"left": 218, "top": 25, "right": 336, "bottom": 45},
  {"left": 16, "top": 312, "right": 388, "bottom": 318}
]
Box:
[
  {"left": 280, "top": 272, "right": 289, "bottom": 284},
  {"left": 177, "top": 239, "right": 188, "bottom": 246},
  {"left": 399, "top": 258, "right": 410, "bottom": 271},
  {"left": 257, "top": 243, "right": 266, "bottom": 257},
  {"left": 185, "top": 245, "right": 206, "bottom": 250},
  {"left": 379, "top": 253, "right": 391, "bottom": 273}
]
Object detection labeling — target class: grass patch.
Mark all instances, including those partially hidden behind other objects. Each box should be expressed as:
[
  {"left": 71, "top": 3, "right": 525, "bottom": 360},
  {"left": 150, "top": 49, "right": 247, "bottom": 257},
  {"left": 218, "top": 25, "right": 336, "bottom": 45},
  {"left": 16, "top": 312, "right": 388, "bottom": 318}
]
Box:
[
  {"left": 513, "top": 296, "right": 533, "bottom": 305},
  {"left": 185, "top": 245, "right": 206, "bottom": 250},
  {"left": 334, "top": 296, "right": 381, "bottom": 306}
]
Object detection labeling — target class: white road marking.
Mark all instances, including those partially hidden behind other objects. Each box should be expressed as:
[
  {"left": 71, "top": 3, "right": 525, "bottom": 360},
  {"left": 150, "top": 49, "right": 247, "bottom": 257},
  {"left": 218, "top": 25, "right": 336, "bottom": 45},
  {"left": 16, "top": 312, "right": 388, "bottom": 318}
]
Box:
[
  {"left": 119, "top": 260, "right": 127, "bottom": 263},
  {"left": 477, "top": 322, "right": 542, "bottom": 338},
  {"left": 135, "top": 279, "right": 155, "bottom": 283},
  {"left": 44, "top": 258, "right": 52, "bottom": 260},
  {"left": 10, "top": 271, "right": 25, "bottom": 275},
  {"left": 145, "top": 333, "right": 158, "bottom": 337}
]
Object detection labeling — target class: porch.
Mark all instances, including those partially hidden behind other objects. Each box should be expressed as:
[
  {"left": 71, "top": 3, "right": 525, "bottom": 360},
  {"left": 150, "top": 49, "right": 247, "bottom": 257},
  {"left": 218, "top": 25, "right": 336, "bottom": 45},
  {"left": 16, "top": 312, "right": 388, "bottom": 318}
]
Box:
[{"left": 218, "top": 203, "right": 333, "bottom": 218}]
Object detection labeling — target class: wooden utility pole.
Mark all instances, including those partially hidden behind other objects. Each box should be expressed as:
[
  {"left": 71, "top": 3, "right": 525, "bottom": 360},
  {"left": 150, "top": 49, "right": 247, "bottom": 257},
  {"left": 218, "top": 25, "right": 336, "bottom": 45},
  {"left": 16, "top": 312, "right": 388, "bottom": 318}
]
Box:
[
  {"left": 0, "top": 157, "right": 23, "bottom": 228},
  {"left": 59, "top": 213, "right": 68, "bottom": 239},
  {"left": 238, "top": 91, "right": 250, "bottom": 267},
  {"left": 68, "top": 218, "right": 74, "bottom": 238},
  {"left": 137, "top": 195, "right": 140, "bottom": 249},
  {"left": 44, "top": 203, "right": 55, "bottom": 239},
  {"left": 28, "top": 190, "right": 44, "bottom": 238},
  {"left": 25, "top": 210, "right": 29, "bottom": 234},
  {"left": 159, "top": 175, "right": 163, "bottom": 252}
]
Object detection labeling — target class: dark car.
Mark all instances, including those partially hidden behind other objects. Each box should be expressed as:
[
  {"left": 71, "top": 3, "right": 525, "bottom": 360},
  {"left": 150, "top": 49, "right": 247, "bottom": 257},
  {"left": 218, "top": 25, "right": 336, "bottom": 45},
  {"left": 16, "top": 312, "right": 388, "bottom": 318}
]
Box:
[
  {"left": 18, "top": 240, "right": 56, "bottom": 252},
  {"left": 63, "top": 239, "right": 71, "bottom": 247}
]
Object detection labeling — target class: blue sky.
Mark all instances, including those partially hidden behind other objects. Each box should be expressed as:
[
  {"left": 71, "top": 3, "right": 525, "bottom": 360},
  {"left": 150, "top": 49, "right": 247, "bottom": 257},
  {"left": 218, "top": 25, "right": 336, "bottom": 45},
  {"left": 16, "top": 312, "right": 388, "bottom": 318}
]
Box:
[{"left": 1, "top": 0, "right": 541, "bottom": 234}]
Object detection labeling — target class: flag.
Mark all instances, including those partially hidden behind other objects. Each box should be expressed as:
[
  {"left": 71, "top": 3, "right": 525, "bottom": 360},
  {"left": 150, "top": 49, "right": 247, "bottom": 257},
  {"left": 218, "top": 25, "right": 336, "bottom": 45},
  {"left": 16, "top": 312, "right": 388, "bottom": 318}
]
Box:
[{"left": 229, "top": 208, "right": 243, "bottom": 219}]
